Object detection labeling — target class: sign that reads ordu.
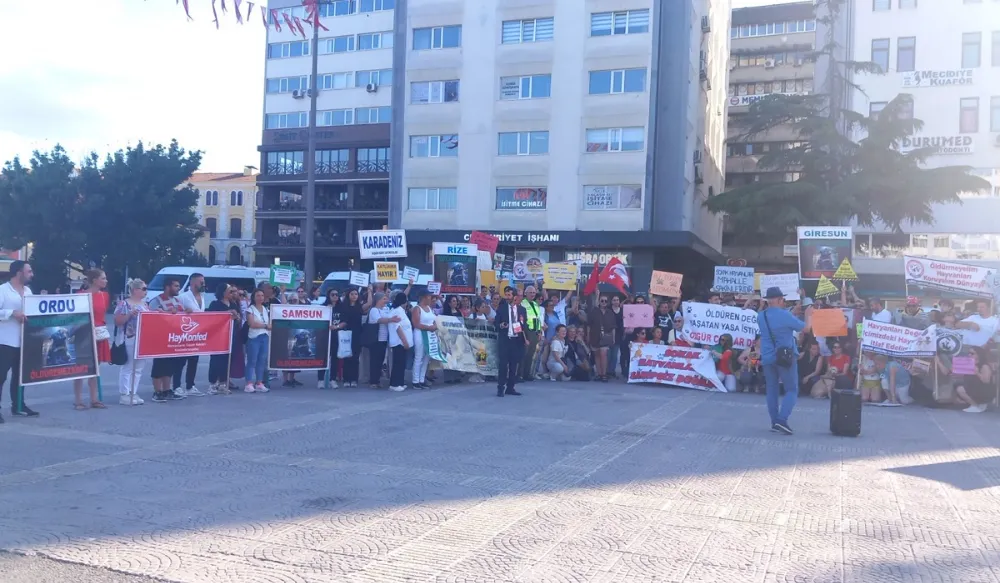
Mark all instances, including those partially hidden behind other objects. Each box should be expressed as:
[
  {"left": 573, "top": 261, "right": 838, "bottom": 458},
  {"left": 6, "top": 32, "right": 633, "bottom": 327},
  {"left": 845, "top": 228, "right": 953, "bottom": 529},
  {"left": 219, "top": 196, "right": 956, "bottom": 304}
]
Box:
[{"left": 358, "top": 229, "right": 407, "bottom": 259}]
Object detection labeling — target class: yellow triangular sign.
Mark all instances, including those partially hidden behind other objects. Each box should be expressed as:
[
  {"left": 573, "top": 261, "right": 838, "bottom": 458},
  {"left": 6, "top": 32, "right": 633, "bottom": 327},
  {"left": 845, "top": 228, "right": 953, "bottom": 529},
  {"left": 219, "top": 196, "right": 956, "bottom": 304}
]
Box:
[
  {"left": 815, "top": 275, "right": 839, "bottom": 297},
  {"left": 832, "top": 258, "right": 858, "bottom": 281}
]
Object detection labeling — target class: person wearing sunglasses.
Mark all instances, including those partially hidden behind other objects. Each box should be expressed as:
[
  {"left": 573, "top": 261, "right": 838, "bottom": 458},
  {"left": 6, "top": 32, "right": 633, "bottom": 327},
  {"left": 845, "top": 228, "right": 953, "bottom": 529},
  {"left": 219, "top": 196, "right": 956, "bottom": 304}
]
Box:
[{"left": 112, "top": 278, "right": 150, "bottom": 405}]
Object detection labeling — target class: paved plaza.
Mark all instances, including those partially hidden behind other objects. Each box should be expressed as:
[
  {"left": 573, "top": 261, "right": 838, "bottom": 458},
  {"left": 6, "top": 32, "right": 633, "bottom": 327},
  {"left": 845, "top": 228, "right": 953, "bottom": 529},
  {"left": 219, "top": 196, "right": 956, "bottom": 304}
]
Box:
[{"left": 2, "top": 362, "right": 1000, "bottom": 582}]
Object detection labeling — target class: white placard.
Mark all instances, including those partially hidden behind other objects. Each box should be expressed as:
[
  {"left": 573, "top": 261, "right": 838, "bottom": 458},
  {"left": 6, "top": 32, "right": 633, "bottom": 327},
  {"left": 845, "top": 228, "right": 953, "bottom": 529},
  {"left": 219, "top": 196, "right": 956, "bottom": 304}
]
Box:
[
  {"left": 860, "top": 320, "right": 937, "bottom": 358},
  {"left": 402, "top": 266, "right": 420, "bottom": 281},
  {"left": 427, "top": 282, "right": 442, "bottom": 294},
  {"left": 713, "top": 266, "right": 754, "bottom": 294},
  {"left": 759, "top": 273, "right": 800, "bottom": 301},
  {"left": 681, "top": 302, "right": 759, "bottom": 349},
  {"left": 349, "top": 271, "right": 370, "bottom": 287},
  {"left": 357, "top": 229, "right": 408, "bottom": 259},
  {"left": 627, "top": 343, "right": 727, "bottom": 392},
  {"left": 432, "top": 242, "right": 478, "bottom": 257}
]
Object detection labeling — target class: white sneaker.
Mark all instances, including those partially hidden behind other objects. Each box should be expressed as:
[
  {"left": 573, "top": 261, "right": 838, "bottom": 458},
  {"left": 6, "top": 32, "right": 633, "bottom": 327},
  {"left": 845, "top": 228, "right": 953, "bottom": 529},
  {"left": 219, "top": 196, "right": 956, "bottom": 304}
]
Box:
[
  {"left": 389, "top": 386, "right": 405, "bottom": 392},
  {"left": 964, "top": 404, "right": 987, "bottom": 413},
  {"left": 329, "top": 380, "right": 339, "bottom": 389},
  {"left": 255, "top": 383, "right": 270, "bottom": 393},
  {"left": 244, "top": 384, "right": 256, "bottom": 393},
  {"left": 119, "top": 395, "right": 135, "bottom": 406},
  {"left": 208, "top": 384, "right": 220, "bottom": 395},
  {"left": 186, "top": 387, "right": 205, "bottom": 397},
  {"left": 133, "top": 394, "right": 145, "bottom": 405},
  {"left": 173, "top": 388, "right": 187, "bottom": 397}
]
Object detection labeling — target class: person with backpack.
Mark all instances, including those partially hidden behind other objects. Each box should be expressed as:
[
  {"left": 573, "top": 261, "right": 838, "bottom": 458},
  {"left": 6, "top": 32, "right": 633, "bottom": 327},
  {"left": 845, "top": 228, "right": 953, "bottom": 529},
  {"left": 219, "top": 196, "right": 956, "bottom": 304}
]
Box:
[{"left": 757, "top": 287, "right": 812, "bottom": 435}]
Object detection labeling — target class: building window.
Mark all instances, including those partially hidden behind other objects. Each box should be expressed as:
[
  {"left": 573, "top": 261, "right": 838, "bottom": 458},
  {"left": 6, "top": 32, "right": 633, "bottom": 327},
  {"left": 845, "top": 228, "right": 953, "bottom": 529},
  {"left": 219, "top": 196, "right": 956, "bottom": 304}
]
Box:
[
  {"left": 408, "top": 188, "right": 457, "bottom": 210},
  {"left": 413, "top": 25, "right": 462, "bottom": 50},
  {"left": 318, "top": 109, "right": 354, "bottom": 126},
  {"left": 585, "top": 127, "right": 645, "bottom": 152},
  {"left": 266, "top": 151, "right": 305, "bottom": 175},
  {"left": 991, "top": 96, "right": 1000, "bottom": 132},
  {"left": 729, "top": 50, "right": 809, "bottom": 69},
  {"left": 321, "top": 35, "right": 355, "bottom": 54},
  {"left": 499, "top": 75, "right": 551, "bottom": 100},
  {"left": 729, "top": 19, "right": 815, "bottom": 39},
  {"left": 728, "top": 79, "right": 813, "bottom": 97},
  {"left": 229, "top": 191, "right": 236, "bottom": 206},
  {"left": 899, "top": 0, "right": 916, "bottom": 7},
  {"left": 590, "top": 10, "right": 649, "bottom": 36},
  {"left": 960, "top": 97, "right": 979, "bottom": 133},
  {"left": 897, "top": 97, "right": 915, "bottom": 120},
  {"left": 230, "top": 218, "right": 242, "bottom": 239},
  {"left": 869, "top": 101, "right": 887, "bottom": 117},
  {"left": 992, "top": 31, "right": 1000, "bottom": 67},
  {"left": 359, "top": 31, "right": 393, "bottom": 50},
  {"left": 873, "top": 0, "right": 890, "bottom": 9},
  {"left": 355, "top": 106, "right": 391, "bottom": 124},
  {"left": 265, "top": 76, "right": 309, "bottom": 94},
  {"left": 360, "top": 0, "right": 394, "bottom": 12},
  {"left": 205, "top": 218, "right": 217, "bottom": 238},
  {"left": 318, "top": 72, "right": 354, "bottom": 90},
  {"left": 410, "top": 80, "right": 460, "bottom": 104},
  {"left": 357, "top": 148, "right": 390, "bottom": 173},
  {"left": 589, "top": 68, "right": 647, "bottom": 94},
  {"left": 495, "top": 188, "right": 547, "bottom": 210},
  {"left": 267, "top": 41, "right": 309, "bottom": 59},
  {"left": 897, "top": 37, "right": 916, "bottom": 72},
  {"left": 871, "top": 39, "right": 890, "bottom": 73},
  {"left": 205, "top": 190, "right": 218, "bottom": 206},
  {"left": 582, "top": 185, "right": 642, "bottom": 210},
  {"left": 319, "top": 0, "right": 357, "bottom": 16},
  {"left": 933, "top": 236, "right": 950, "bottom": 249},
  {"left": 501, "top": 18, "right": 554, "bottom": 44},
  {"left": 228, "top": 246, "right": 242, "bottom": 265},
  {"left": 265, "top": 112, "right": 308, "bottom": 129},
  {"left": 410, "top": 135, "right": 459, "bottom": 158},
  {"left": 963, "top": 32, "right": 981, "bottom": 68},
  {"left": 315, "top": 149, "right": 350, "bottom": 174},
  {"left": 498, "top": 131, "right": 549, "bottom": 156},
  {"left": 356, "top": 69, "right": 393, "bottom": 88}
]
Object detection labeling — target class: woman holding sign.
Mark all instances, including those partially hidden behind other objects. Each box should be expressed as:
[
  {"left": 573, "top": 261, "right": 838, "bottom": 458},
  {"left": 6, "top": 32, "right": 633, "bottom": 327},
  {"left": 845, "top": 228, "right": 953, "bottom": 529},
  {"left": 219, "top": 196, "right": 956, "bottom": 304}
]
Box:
[
  {"left": 113, "top": 278, "right": 150, "bottom": 405},
  {"left": 74, "top": 269, "right": 110, "bottom": 410}
]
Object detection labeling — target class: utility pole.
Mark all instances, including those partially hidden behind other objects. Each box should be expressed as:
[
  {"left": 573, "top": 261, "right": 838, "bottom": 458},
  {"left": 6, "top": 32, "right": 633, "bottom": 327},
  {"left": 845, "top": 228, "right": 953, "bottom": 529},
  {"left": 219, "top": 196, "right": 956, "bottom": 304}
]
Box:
[{"left": 304, "top": 10, "right": 321, "bottom": 289}]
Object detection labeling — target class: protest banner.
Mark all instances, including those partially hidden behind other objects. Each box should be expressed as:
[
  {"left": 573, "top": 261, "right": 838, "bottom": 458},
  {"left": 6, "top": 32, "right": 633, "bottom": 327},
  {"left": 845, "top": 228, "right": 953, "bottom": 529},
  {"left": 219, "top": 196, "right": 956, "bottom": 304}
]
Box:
[
  {"left": 797, "top": 226, "right": 852, "bottom": 280},
  {"left": 832, "top": 258, "right": 858, "bottom": 280},
  {"left": 427, "top": 282, "right": 442, "bottom": 294},
  {"left": 425, "top": 316, "right": 498, "bottom": 376},
  {"left": 480, "top": 270, "right": 497, "bottom": 288},
  {"left": 860, "top": 320, "right": 937, "bottom": 357},
  {"left": 623, "top": 304, "right": 654, "bottom": 328},
  {"left": 477, "top": 251, "right": 493, "bottom": 272},
  {"left": 432, "top": 243, "right": 478, "bottom": 295},
  {"left": 349, "top": 271, "right": 370, "bottom": 287},
  {"left": 760, "top": 273, "right": 800, "bottom": 301},
  {"left": 713, "top": 266, "right": 754, "bottom": 294},
  {"left": 374, "top": 261, "right": 399, "bottom": 283},
  {"left": 269, "top": 265, "right": 296, "bottom": 287},
  {"left": 268, "top": 305, "right": 332, "bottom": 371},
  {"left": 903, "top": 255, "right": 998, "bottom": 298},
  {"left": 649, "top": 271, "right": 683, "bottom": 297},
  {"left": 20, "top": 294, "right": 99, "bottom": 386},
  {"left": 814, "top": 275, "right": 839, "bottom": 297},
  {"left": 543, "top": 263, "right": 578, "bottom": 291},
  {"left": 358, "top": 229, "right": 407, "bottom": 259},
  {"left": 627, "top": 343, "right": 727, "bottom": 392},
  {"left": 811, "top": 309, "right": 848, "bottom": 337},
  {"left": 402, "top": 266, "right": 420, "bottom": 282},
  {"left": 469, "top": 231, "right": 500, "bottom": 255},
  {"left": 135, "top": 312, "right": 233, "bottom": 359},
  {"left": 680, "top": 302, "right": 758, "bottom": 349}
]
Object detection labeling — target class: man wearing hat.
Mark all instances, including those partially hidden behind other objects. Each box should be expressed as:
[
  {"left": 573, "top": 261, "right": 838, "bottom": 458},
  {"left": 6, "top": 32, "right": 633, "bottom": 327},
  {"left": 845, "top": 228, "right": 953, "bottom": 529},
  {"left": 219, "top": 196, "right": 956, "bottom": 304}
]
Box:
[
  {"left": 757, "top": 286, "right": 812, "bottom": 435},
  {"left": 897, "top": 296, "right": 929, "bottom": 330},
  {"left": 495, "top": 286, "right": 528, "bottom": 398}
]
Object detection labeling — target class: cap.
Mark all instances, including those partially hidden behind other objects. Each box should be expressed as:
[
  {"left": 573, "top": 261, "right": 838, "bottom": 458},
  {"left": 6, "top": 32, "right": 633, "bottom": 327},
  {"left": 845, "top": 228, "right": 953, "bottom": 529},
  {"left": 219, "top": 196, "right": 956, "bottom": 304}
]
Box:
[
  {"left": 763, "top": 287, "right": 784, "bottom": 299},
  {"left": 906, "top": 296, "right": 920, "bottom": 306}
]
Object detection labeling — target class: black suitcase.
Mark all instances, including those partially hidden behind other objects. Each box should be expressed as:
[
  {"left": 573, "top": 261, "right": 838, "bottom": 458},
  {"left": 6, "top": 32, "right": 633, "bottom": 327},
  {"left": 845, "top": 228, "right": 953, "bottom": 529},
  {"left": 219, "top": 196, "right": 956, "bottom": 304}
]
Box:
[{"left": 830, "top": 388, "right": 862, "bottom": 437}]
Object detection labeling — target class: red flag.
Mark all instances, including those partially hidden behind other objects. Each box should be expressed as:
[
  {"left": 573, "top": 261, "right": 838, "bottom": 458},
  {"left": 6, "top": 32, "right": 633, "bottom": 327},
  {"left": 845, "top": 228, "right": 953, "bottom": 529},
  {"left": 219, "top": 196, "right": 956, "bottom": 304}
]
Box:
[
  {"left": 270, "top": 9, "right": 281, "bottom": 31},
  {"left": 582, "top": 262, "right": 600, "bottom": 297},
  {"left": 302, "top": 0, "right": 329, "bottom": 31},
  {"left": 178, "top": 0, "right": 192, "bottom": 20},
  {"left": 260, "top": 5, "right": 267, "bottom": 29},
  {"left": 220, "top": 0, "right": 227, "bottom": 12},
  {"left": 599, "top": 258, "right": 630, "bottom": 296},
  {"left": 293, "top": 16, "right": 306, "bottom": 37},
  {"left": 211, "top": 0, "right": 219, "bottom": 28},
  {"left": 234, "top": 0, "right": 243, "bottom": 23},
  {"left": 282, "top": 12, "right": 297, "bottom": 36}
]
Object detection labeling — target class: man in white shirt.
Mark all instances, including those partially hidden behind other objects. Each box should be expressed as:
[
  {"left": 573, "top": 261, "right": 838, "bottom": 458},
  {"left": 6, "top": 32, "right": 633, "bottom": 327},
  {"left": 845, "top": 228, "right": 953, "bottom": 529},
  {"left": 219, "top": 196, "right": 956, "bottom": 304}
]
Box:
[
  {"left": 0, "top": 261, "right": 39, "bottom": 420},
  {"left": 869, "top": 298, "right": 893, "bottom": 323},
  {"left": 958, "top": 298, "right": 998, "bottom": 347},
  {"left": 174, "top": 272, "right": 205, "bottom": 397}
]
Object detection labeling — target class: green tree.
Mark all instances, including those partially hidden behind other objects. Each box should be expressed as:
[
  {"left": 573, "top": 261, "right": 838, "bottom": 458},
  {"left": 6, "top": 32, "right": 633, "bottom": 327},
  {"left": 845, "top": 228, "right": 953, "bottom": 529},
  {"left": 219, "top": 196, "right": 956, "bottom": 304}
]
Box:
[
  {"left": 0, "top": 141, "right": 204, "bottom": 292},
  {"left": 705, "top": 0, "right": 988, "bottom": 244}
]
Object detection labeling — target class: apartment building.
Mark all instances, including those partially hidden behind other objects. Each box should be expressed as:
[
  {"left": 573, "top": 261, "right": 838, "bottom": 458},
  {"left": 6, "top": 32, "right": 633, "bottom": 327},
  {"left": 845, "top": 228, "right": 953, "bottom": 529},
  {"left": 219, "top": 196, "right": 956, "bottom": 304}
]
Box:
[
  {"left": 256, "top": 0, "right": 395, "bottom": 276},
  {"left": 848, "top": 0, "right": 1000, "bottom": 297},
  {"left": 391, "top": 0, "right": 731, "bottom": 290},
  {"left": 722, "top": 0, "right": 818, "bottom": 271},
  {"left": 190, "top": 170, "right": 259, "bottom": 266}
]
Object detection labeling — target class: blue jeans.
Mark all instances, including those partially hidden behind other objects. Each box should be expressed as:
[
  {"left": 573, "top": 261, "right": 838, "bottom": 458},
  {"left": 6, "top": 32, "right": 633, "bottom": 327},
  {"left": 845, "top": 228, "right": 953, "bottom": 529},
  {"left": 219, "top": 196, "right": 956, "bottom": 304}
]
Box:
[
  {"left": 245, "top": 334, "right": 269, "bottom": 384},
  {"left": 763, "top": 360, "right": 798, "bottom": 426}
]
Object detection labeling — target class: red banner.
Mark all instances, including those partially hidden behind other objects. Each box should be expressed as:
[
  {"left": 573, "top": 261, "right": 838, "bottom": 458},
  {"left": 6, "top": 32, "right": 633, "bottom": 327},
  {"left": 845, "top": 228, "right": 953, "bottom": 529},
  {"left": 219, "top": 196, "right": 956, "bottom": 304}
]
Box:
[
  {"left": 135, "top": 312, "right": 233, "bottom": 359},
  {"left": 469, "top": 231, "right": 500, "bottom": 255}
]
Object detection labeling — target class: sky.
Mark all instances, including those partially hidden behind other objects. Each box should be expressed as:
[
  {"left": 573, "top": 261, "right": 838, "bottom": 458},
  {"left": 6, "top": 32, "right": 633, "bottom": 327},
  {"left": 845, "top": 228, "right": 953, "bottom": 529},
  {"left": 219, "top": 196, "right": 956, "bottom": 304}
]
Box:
[{"left": 0, "top": 0, "right": 265, "bottom": 173}]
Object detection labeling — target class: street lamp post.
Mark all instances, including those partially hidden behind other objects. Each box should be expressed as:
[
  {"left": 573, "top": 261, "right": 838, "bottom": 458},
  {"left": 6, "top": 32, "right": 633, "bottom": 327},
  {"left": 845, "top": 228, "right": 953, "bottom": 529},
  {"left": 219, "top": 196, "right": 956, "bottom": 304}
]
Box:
[{"left": 303, "top": 8, "right": 322, "bottom": 290}]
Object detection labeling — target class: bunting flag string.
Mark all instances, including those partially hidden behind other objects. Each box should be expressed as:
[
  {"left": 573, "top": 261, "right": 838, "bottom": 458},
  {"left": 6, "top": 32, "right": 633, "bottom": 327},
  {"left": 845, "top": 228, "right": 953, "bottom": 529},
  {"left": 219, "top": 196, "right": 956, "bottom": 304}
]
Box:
[
  {"left": 173, "top": 0, "right": 321, "bottom": 37},
  {"left": 178, "top": 0, "right": 193, "bottom": 20},
  {"left": 293, "top": 15, "right": 306, "bottom": 37},
  {"left": 211, "top": 0, "right": 219, "bottom": 29},
  {"left": 234, "top": 0, "right": 243, "bottom": 23},
  {"left": 270, "top": 8, "right": 282, "bottom": 32},
  {"left": 220, "top": 0, "right": 227, "bottom": 12}
]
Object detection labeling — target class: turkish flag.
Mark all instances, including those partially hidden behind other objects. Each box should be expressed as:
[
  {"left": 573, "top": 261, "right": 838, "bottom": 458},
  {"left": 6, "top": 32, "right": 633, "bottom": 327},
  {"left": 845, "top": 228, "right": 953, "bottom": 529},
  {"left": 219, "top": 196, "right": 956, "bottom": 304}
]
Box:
[
  {"left": 599, "top": 258, "right": 631, "bottom": 295},
  {"left": 582, "top": 261, "right": 600, "bottom": 297}
]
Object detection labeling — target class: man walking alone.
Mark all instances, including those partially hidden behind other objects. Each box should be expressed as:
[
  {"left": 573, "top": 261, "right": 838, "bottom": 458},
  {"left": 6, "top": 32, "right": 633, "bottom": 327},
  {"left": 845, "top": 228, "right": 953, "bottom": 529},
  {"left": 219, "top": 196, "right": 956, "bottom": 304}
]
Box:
[
  {"left": 0, "top": 261, "right": 39, "bottom": 420},
  {"left": 757, "top": 287, "right": 811, "bottom": 435}
]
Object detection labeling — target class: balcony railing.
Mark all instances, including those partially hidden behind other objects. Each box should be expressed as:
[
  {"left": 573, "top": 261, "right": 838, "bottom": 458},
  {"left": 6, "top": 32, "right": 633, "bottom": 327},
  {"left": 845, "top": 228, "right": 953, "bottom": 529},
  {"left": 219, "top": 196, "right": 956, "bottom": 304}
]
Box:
[
  {"left": 316, "top": 160, "right": 350, "bottom": 175},
  {"left": 357, "top": 159, "right": 390, "bottom": 174}
]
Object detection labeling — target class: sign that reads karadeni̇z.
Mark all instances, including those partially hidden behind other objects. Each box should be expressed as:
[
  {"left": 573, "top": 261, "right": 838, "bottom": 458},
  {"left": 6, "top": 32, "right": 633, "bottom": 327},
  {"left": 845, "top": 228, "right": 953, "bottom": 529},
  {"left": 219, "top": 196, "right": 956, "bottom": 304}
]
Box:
[{"left": 357, "top": 229, "right": 407, "bottom": 259}]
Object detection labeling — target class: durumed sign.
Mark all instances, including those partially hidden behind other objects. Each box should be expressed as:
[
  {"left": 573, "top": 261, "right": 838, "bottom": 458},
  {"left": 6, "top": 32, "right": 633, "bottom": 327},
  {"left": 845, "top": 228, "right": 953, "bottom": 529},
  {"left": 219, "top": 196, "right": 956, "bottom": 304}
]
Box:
[{"left": 900, "top": 135, "right": 974, "bottom": 155}]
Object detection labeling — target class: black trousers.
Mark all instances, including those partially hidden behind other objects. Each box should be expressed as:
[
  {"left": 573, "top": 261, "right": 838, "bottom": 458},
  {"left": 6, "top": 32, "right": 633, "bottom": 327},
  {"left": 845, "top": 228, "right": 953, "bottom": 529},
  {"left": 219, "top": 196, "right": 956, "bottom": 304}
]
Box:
[
  {"left": 173, "top": 355, "right": 199, "bottom": 389},
  {"left": 390, "top": 345, "right": 409, "bottom": 387},
  {"left": 367, "top": 341, "right": 387, "bottom": 385},
  {"left": 0, "top": 344, "right": 25, "bottom": 409},
  {"left": 497, "top": 336, "right": 526, "bottom": 392},
  {"left": 208, "top": 354, "right": 229, "bottom": 384}
]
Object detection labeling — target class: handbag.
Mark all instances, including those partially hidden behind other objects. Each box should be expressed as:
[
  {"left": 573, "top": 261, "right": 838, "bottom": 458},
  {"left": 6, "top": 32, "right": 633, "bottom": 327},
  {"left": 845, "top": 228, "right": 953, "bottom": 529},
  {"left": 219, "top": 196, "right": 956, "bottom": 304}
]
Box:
[
  {"left": 762, "top": 310, "right": 794, "bottom": 367},
  {"left": 360, "top": 323, "right": 379, "bottom": 346},
  {"left": 110, "top": 325, "right": 128, "bottom": 366},
  {"left": 337, "top": 330, "right": 353, "bottom": 359},
  {"left": 599, "top": 326, "right": 615, "bottom": 348},
  {"left": 94, "top": 325, "right": 111, "bottom": 342}
]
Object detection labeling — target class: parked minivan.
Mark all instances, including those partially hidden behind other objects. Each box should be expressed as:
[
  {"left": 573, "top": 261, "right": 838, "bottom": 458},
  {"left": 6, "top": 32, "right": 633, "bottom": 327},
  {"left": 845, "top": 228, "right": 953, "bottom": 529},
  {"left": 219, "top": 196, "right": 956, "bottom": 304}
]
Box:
[
  {"left": 146, "top": 266, "right": 260, "bottom": 305},
  {"left": 317, "top": 271, "right": 434, "bottom": 303}
]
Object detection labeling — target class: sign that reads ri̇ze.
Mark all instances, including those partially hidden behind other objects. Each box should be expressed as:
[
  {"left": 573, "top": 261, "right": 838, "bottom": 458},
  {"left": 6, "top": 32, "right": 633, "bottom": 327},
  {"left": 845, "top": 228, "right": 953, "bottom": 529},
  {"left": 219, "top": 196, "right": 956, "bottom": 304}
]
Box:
[
  {"left": 902, "top": 69, "right": 973, "bottom": 88},
  {"left": 358, "top": 229, "right": 407, "bottom": 259}
]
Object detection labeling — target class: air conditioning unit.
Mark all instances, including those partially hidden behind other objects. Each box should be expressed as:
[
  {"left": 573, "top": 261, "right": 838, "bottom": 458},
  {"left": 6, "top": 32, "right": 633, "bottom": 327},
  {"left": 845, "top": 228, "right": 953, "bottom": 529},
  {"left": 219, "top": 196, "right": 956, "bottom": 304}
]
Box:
[
  {"left": 365, "top": 83, "right": 378, "bottom": 93},
  {"left": 764, "top": 59, "right": 776, "bottom": 68},
  {"left": 701, "top": 15, "right": 711, "bottom": 33},
  {"left": 291, "top": 89, "right": 306, "bottom": 99},
  {"left": 693, "top": 150, "right": 703, "bottom": 163}
]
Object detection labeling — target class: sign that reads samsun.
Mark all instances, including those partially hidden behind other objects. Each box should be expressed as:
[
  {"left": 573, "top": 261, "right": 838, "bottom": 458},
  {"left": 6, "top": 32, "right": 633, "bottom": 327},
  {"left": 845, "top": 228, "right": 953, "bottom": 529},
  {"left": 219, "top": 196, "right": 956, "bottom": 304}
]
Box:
[
  {"left": 681, "top": 302, "right": 759, "bottom": 349},
  {"left": 135, "top": 312, "right": 234, "bottom": 359},
  {"left": 903, "top": 255, "right": 998, "bottom": 298},
  {"left": 357, "top": 229, "right": 407, "bottom": 259},
  {"left": 269, "top": 305, "right": 332, "bottom": 371},
  {"left": 627, "top": 343, "right": 727, "bottom": 392},
  {"left": 902, "top": 69, "right": 973, "bottom": 88},
  {"left": 900, "top": 135, "right": 973, "bottom": 155}
]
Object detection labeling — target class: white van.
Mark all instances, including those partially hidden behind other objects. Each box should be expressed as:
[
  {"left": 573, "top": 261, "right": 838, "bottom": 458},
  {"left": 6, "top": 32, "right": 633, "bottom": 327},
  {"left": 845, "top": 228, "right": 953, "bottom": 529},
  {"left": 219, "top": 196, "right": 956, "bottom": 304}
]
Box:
[
  {"left": 317, "top": 271, "right": 434, "bottom": 303},
  {"left": 146, "top": 266, "right": 260, "bottom": 305}
]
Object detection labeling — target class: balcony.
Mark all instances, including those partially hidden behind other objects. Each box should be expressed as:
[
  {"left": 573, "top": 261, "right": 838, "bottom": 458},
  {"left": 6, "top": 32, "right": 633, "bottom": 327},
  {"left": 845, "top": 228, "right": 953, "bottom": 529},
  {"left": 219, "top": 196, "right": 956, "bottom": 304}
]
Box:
[
  {"left": 256, "top": 184, "right": 389, "bottom": 219},
  {"left": 257, "top": 147, "right": 391, "bottom": 184}
]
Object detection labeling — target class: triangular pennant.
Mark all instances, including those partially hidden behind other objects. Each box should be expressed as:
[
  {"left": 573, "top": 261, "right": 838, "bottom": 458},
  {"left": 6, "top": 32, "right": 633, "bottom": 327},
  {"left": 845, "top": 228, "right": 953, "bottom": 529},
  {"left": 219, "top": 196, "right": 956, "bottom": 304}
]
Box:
[
  {"left": 814, "top": 275, "right": 839, "bottom": 297},
  {"left": 832, "top": 258, "right": 858, "bottom": 281}
]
